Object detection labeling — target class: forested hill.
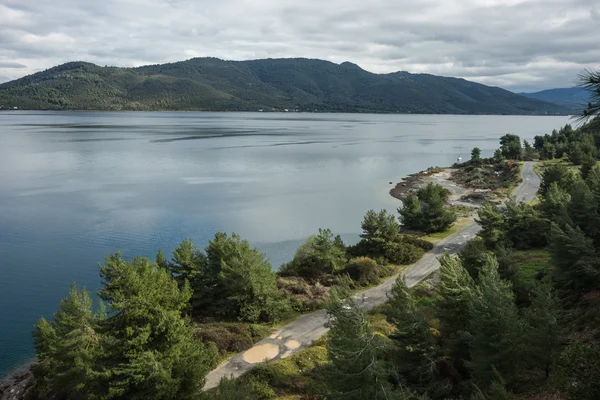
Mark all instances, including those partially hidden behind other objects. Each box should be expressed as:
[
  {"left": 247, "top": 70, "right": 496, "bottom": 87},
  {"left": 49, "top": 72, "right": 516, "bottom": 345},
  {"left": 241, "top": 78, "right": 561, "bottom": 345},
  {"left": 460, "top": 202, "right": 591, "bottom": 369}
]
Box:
[
  {"left": 0, "top": 58, "right": 569, "bottom": 114},
  {"left": 520, "top": 87, "right": 590, "bottom": 112}
]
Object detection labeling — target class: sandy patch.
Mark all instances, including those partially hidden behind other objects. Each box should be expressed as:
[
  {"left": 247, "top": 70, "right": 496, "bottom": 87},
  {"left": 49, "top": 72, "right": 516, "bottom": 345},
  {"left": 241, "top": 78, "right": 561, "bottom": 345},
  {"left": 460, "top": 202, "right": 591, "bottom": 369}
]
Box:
[
  {"left": 243, "top": 344, "right": 280, "bottom": 364},
  {"left": 285, "top": 340, "right": 301, "bottom": 350}
]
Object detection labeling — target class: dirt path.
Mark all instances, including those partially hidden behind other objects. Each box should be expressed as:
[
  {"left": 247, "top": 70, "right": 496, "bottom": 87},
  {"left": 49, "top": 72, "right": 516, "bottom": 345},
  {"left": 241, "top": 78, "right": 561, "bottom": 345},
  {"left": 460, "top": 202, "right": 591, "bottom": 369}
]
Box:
[{"left": 202, "top": 162, "right": 539, "bottom": 391}]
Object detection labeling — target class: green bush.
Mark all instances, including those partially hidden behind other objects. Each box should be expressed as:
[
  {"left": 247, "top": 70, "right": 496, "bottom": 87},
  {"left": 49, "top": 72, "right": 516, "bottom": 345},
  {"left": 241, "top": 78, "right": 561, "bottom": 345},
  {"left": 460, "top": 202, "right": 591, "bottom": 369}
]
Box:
[
  {"left": 196, "top": 322, "right": 271, "bottom": 357},
  {"left": 556, "top": 341, "right": 600, "bottom": 399},
  {"left": 343, "top": 257, "right": 381, "bottom": 286}
]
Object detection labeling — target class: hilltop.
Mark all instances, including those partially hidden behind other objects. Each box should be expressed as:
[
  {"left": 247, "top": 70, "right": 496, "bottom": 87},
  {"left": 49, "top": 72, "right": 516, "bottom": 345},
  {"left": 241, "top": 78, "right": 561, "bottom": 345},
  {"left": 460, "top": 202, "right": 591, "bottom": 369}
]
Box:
[{"left": 0, "top": 58, "right": 569, "bottom": 114}]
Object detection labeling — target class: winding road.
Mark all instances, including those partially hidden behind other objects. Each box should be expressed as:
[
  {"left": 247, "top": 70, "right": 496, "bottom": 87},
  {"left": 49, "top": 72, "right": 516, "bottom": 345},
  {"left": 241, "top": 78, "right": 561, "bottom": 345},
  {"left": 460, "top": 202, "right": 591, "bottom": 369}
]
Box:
[{"left": 203, "top": 162, "right": 540, "bottom": 390}]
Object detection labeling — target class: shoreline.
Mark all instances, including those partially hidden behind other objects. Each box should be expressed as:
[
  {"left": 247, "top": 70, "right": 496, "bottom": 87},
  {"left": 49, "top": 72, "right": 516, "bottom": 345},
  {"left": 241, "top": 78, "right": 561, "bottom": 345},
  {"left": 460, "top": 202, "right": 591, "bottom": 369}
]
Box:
[{"left": 0, "top": 109, "right": 573, "bottom": 116}]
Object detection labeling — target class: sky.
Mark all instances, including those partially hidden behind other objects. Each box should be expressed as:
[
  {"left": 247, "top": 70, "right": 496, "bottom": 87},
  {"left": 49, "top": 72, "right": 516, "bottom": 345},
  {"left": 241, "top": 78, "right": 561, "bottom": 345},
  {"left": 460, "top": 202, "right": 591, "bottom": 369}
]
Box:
[{"left": 0, "top": 0, "right": 599, "bottom": 92}]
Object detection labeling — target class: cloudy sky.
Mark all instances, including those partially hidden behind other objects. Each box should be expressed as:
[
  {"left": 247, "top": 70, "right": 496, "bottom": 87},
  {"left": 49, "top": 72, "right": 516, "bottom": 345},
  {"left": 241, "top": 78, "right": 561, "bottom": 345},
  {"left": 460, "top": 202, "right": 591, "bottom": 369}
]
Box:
[{"left": 1, "top": 0, "right": 598, "bottom": 92}]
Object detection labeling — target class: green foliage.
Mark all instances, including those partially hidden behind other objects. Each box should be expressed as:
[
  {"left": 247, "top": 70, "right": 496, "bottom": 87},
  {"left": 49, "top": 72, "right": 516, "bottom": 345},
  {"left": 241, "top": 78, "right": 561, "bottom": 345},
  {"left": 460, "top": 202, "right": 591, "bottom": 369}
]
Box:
[
  {"left": 211, "top": 233, "right": 289, "bottom": 322},
  {"left": 166, "top": 234, "right": 288, "bottom": 323},
  {"left": 325, "top": 289, "right": 392, "bottom": 399},
  {"left": 555, "top": 340, "right": 600, "bottom": 400},
  {"left": 539, "top": 182, "right": 571, "bottom": 225},
  {"left": 348, "top": 210, "right": 428, "bottom": 265},
  {"left": 343, "top": 257, "right": 384, "bottom": 286},
  {"left": 360, "top": 209, "right": 400, "bottom": 242},
  {"left": 387, "top": 278, "right": 441, "bottom": 394},
  {"left": 32, "top": 284, "right": 105, "bottom": 399},
  {"left": 502, "top": 199, "right": 548, "bottom": 249},
  {"left": 523, "top": 280, "right": 565, "bottom": 379},
  {"left": 246, "top": 345, "right": 328, "bottom": 393},
  {"left": 195, "top": 323, "right": 271, "bottom": 360},
  {"left": 499, "top": 134, "right": 522, "bottom": 160},
  {"left": 97, "top": 254, "right": 216, "bottom": 399},
  {"left": 399, "top": 183, "right": 456, "bottom": 233},
  {"left": 201, "top": 377, "right": 274, "bottom": 400},
  {"left": 549, "top": 223, "right": 600, "bottom": 293},
  {"left": 436, "top": 254, "right": 476, "bottom": 374},
  {"left": 476, "top": 202, "right": 505, "bottom": 248},
  {"left": 458, "top": 239, "right": 492, "bottom": 280},
  {"left": 464, "top": 257, "right": 525, "bottom": 390},
  {"left": 281, "top": 229, "right": 347, "bottom": 281},
  {"left": 0, "top": 59, "right": 569, "bottom": 114},
  {"left": 33, "top": 254, "right": 216, "bottom": 400},
  {"left": 476, "top": 200, "right": 546, "bottom": 250},
  {"left": 471, "top": 147, "right": 481, "bottom": 161}
]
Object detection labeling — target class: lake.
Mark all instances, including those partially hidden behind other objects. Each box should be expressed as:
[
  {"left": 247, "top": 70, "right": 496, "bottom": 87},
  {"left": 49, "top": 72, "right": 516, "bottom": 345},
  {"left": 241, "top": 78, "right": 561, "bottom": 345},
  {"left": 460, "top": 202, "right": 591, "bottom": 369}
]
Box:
[{"left": 0, "top": 111, "right": 569, "bottom": 376}]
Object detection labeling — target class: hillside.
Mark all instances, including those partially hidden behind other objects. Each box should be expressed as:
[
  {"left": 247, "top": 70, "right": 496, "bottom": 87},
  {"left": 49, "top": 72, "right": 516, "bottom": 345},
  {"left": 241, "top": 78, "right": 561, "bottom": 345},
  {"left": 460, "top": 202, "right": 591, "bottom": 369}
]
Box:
[
  {"left": 0, "top": 58, "right": 569, "bottom": 114},
  {"left": 520, "top": 86, "right": 589, "bottom": 112}
]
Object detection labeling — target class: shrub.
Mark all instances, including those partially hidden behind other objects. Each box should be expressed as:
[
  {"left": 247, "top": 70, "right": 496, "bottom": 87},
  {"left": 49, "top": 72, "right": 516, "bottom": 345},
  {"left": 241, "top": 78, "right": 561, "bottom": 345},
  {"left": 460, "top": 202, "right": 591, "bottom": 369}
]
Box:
[
  {"left": 343, "top": 257, "right": 381, "bottom": 286},
  {"left": 195, "top": 322, "right": 271, "bottom": 357},
  {"left": 277, "top": 276, "right": 330, "bottom": 312}
]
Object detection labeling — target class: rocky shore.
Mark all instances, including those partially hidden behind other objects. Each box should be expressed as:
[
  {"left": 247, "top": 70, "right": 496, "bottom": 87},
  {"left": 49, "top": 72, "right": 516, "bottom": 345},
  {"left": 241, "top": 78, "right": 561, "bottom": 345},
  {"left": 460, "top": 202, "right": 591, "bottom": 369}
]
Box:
[{"left": 0, "top": 364, "right": 34, "bottom": 400}]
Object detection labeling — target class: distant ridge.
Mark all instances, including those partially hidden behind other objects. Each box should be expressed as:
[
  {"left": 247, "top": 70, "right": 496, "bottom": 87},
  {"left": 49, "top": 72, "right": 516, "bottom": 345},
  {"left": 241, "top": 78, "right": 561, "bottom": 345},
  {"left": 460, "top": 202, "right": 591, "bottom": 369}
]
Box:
[
  {"left": 0, "top": 57, "right": 569, "bottom": 114},
  {"left": 520, "top": 87, "right": 589, "bottom": 113}
]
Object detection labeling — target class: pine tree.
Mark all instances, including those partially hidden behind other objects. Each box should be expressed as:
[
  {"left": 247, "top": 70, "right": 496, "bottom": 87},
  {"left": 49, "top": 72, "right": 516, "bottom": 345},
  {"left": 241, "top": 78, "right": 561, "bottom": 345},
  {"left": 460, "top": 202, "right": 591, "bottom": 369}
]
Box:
[
  {"left": 325, "top": 289, "right": 392, "bottom": 400},
  {"left": 217, "top": 233, "right": 289, "bottom": 322},
  {"left": 476, "top": 202, "right": 505, "bottom": 249},
  {"left": 98, "top": 253, "right": 215, "bottom": 399},
  {"left": 465, "top": 256, "right": 525, "bottom": 389},
  {"left": 549, "top": 223, "right": 600, "bottom": 293},
  {"left": 436, "top": 254, "right": 475, "bottom": 371},
  {"left": 387, "top": 277, "right": 440, "bottom": 393},
  {"left": 524, "top": 280, "right": 564, "bottom": 379},
  {"left": 32, "top": 284, "right": 105, "bottom": 399},
  {"left": 458, "top": 239, "right": 491, "bottom": 280}
]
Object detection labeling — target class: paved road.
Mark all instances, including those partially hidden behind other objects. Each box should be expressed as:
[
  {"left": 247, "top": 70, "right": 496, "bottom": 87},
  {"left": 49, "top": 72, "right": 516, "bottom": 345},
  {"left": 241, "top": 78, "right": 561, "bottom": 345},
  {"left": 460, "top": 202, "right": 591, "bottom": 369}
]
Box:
[{"left": 203, "top": 162, "right": 540, "bottom": 390}]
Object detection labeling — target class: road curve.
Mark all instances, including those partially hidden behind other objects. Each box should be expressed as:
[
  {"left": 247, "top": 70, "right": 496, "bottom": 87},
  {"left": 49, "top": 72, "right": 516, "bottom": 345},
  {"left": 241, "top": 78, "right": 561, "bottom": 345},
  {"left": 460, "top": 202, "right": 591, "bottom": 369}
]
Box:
[{"left": 202, "top": 162, "right": 540, "bottom": 390}]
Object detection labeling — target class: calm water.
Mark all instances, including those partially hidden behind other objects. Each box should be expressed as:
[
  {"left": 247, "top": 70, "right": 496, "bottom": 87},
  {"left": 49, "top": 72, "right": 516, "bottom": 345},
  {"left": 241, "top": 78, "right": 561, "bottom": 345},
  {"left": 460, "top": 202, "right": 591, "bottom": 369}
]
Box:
[{"left": 0, "top": 111, "right": 569, "bottom": 375}]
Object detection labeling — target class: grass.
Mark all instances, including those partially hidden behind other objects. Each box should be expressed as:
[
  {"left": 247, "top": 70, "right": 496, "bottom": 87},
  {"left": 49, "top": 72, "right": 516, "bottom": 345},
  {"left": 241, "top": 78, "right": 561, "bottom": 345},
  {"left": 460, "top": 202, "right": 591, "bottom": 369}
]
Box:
[
  {"left": 423, "top": 217, "right": 473, "bottom": 243},
  {"left": 513, "top": 248, "right": 552, "bottom": 283},
  {"left": 244, "top": 344, "right": 330, "bottom": 398},
  {"left": 534, "top": 157, "right": 576, "bottom": 175}
]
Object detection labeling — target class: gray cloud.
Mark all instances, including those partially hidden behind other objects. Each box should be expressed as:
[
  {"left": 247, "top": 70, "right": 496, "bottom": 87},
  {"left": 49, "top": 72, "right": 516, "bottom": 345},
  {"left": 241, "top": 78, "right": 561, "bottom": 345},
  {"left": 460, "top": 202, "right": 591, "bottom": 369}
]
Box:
[
  {"left": 0, "top": 0, "right": 599, "bottom": 91},
  {"left": 0, "top": 61, "right": 26, "bottom": 68}
]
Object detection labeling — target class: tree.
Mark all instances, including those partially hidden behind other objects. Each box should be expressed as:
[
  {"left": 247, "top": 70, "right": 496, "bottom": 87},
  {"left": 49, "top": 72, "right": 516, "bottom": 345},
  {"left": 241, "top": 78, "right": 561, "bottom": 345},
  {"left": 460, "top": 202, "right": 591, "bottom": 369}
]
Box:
[
  {"left": 493, "top": 149, "right": 504, "bottom": 164},
  {"left": 281, "top": 228, "right": 347, "bottom": 280},
  {"left": 32, "top": 284, "right": 105, "bottom": 399},
  {"left": 166, "top": 240, "right": 208, "bottom": 309},
  {"left": 436, "top": 254, "right": 475, "bottom": 373},
  {"left": 465, "top": 257, "right": 525, "bottom": 390},
  {"left": 522, "top": 140, "right": 537, "bottom": 161},
  {"left": 387, "top": 277, "right": 441, "bottom": 394},
  {"left": 33, "top": 254, "right": 216, "bottom": 400},
  {"left": 556, "top": 340, "right": 600, "bottom": 400},
  {"left": 578, "top": 68, "right": 600, "bottom": 129},
  {"left": 540, "top": 163, "right": 572, "bottom": 195},
  {"left": 539, "top": 182, "right": 571, "bottom": 226},
  {"left": 499, "top": 134, "right": 522, "bottom": 160},
  {"left": 549, "top": 223, "right": 600, "bottom": 293},
  {"left": 540, "top": 142, "right": 556, "bottom": 160},
  {"left": 360, "top": 209, "right": 400, "bottom": 242},
  {"left": 98, "top": 254, "right": 216, "bottom": 399},
  {"left": 458, "top": 239, "right": 491, "bottom": 280},
  {"left": 502, "top": 199, "right": 548, "bottom": 249},
  {"left": 524, "top": 280, "right": 565, "bottom": 379},
  {"left": 476, "top": 202, "right": 505, "bottom": 249},
  {"left": 471, "top": 147, "right": 481, "bottom": 162},
  {"left": 206, "top": 233, "right": 288, "bottom": 322},
  {"left": 399, "top": 183, "right": 456, "bottom": 233},
  {"left": 325, "top": 289, "right": 392, "bottom": 399}
]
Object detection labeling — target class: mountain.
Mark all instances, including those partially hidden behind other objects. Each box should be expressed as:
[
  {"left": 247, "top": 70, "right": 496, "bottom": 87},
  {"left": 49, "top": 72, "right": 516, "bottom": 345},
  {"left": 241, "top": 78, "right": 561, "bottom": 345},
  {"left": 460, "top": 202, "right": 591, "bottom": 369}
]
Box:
[
  {"left": 0, "top": 58, "right": 569, "bottom": 114},
  {"left": 520, "top": 87, "right": 589, "bottom": 112}
]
